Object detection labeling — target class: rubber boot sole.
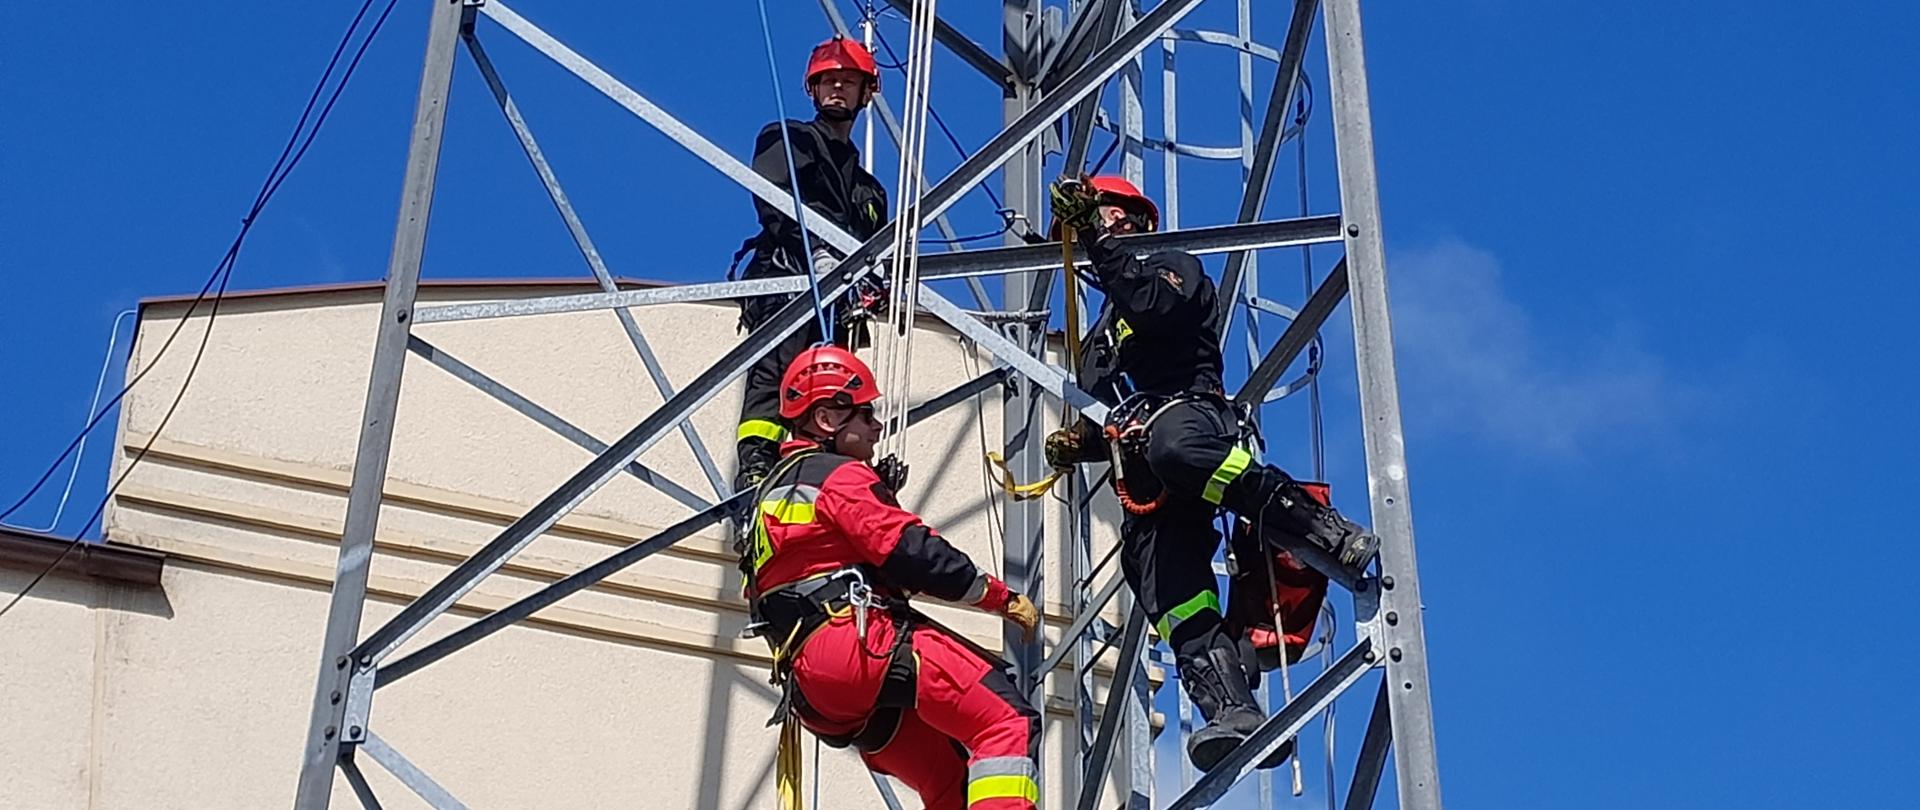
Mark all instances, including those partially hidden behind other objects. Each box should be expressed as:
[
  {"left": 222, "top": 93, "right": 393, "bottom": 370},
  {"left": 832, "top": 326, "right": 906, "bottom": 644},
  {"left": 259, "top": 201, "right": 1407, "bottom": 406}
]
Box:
[
  {"left": 1188, "top": 725, "right": 1249, "bottom": 773},
  {"left": 1190, "top": 729, "right": 1298, "bottom": 772}
]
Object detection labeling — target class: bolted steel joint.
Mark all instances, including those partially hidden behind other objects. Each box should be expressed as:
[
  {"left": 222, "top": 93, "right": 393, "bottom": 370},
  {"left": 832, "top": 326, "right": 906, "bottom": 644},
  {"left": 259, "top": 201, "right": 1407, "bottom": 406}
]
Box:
[{"left": 1386, "top": 610, "right": 1399, "bottom": 625}]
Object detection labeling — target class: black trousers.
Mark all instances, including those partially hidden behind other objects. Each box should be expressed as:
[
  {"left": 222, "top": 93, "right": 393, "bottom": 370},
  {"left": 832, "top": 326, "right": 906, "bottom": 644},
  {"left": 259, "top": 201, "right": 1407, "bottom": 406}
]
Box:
[
  {"left": 733, "top": 253, "right": 866, "bottom": 490},
  {"left": 1118, "top": 397, "right": 1250, "bottom": 647}
]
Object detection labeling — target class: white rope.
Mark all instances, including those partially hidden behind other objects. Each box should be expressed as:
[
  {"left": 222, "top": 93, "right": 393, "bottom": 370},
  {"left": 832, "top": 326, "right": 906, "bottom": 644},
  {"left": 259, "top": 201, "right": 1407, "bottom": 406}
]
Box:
[{"left": 877, "top": 0, "right": 938, "bottom": 463}]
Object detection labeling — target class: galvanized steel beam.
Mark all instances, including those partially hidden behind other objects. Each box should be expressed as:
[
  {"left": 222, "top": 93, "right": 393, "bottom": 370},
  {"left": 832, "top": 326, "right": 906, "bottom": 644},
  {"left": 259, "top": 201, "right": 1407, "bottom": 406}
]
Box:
[
  {"left": 1167, "top": 641, "right": 1376, "bottom": 810},
  {"left": 1322, "top": 0, "right": 1445, "bottom": 802},
  {"left": 405, "top": 336, "right": 709, "bottom": 512},
  {"left": 1215, "top": 0, "right": 1322, "bottom": 333},
  {"left": 464, "top": 31, "right": 728, "bottom": 499},
  {"left": 292, "top": 2, "right": 466, "bottom": 806},
  {"left": 883, "top": 0, "right": 1017, "bottom": 88},
  {"left": 360, "top": 732, "right": 470, "bottom": 810},
  {"left": 411, "top": 216, "right": 1341, "bottom": 325}
]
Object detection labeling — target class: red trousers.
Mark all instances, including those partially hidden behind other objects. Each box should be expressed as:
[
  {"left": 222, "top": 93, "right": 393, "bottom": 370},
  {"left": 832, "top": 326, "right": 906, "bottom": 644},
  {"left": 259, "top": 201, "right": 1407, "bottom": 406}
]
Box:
[{"left": 792, "top": 615, "right": 1040, "bottom": 810}]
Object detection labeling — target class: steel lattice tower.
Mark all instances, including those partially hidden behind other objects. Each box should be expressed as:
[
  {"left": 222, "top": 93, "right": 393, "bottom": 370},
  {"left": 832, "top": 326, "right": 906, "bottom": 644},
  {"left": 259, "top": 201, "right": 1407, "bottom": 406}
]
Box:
[{"left": 289, "top": 1, "right": 1440, "bottom": 808}]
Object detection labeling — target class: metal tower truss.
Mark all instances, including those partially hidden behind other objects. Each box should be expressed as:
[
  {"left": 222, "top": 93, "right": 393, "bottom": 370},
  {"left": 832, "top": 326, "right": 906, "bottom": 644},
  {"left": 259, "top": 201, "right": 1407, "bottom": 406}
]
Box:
[{"left": 290, "top": 0, "right": 1440, "bottom": 808}]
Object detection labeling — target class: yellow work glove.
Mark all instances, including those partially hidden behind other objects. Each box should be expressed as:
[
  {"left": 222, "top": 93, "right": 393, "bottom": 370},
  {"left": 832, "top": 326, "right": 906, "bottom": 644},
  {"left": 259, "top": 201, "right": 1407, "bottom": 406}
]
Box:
[{"left": 1002, "top": 593, "right": 1041, "bottom": 643}]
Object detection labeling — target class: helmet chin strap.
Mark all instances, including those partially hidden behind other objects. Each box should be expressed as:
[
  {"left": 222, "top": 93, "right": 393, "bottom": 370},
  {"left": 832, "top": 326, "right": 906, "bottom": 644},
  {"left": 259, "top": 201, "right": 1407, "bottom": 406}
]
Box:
[
  {"left": 814, "top": 101, "right": 858, "bottom": 122},
  {"left": 811, "top": 81, "right": 871, "bottom": 123}
]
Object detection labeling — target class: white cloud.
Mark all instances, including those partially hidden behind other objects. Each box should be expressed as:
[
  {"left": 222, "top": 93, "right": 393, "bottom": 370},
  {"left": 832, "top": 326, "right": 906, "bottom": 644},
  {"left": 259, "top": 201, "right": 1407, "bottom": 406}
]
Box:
[{"left": 1383, "top": 238, "right": 1685, "bottom": 457}]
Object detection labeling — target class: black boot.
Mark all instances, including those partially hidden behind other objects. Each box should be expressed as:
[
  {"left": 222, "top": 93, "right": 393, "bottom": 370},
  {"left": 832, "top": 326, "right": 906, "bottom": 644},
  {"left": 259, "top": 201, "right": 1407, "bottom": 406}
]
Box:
[
  {"left": 734, "top": 437, "right": 781, "bottom": 496},
  {"left": 1231, "top": 636, "right": 1296, "bottom": 771},
  {"left": 730, "top": 437, "right": 782, "bottom": 556},
  {"left": 1180, "top": 642, "right": 1267, "bottom": 772},
  {"left": 1226, "top": 469, "right": 1379, "bottom": 568}
]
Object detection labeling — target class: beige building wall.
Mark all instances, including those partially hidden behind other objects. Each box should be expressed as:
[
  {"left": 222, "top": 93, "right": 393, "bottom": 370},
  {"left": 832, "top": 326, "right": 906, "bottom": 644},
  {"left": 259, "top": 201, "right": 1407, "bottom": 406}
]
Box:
[{"left": 1, "top": 281, "right": 1148, "bottom": 809}]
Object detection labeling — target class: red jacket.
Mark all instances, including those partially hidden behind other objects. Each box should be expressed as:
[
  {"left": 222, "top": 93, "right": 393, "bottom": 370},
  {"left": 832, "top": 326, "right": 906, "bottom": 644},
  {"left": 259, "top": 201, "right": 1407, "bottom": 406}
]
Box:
[{"left": 746, "top": 440, "right": 1011, "bottom": 612}]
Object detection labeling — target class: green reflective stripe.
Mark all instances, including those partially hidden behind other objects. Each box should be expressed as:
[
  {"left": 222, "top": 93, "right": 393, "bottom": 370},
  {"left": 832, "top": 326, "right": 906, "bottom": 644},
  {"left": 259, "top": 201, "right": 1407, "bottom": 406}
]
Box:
[
  {"left": 968, "top": 774, "right": 1040, "bottom": 806},
  {"left": 1155, "top": 590, "right": 1222, "bottom": 640},
  {"left": 737, "top": 419, "right": 787, "bottom": 443},
  {"left": 1202, "top": 445, "right": 1254, "bottom": 505}
]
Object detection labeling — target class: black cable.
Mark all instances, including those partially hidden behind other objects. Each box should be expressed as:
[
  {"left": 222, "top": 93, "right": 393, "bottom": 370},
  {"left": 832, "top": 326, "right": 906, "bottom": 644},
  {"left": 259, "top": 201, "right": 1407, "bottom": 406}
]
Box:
[
  {"left": 0, "top": 0, "right": 403, "bottom": 620},
  {"left": 1, "top": 0, "right": 382, "bottom": 526},
  {"left": 869, "top": 21, "right": 1006, "bottom": 212},
  {"left": 919, "top": 226, "right": 1010, "bottom": 246},
  {"left": 1088, "top": 135, "right": 1123, "bottom": 176}
]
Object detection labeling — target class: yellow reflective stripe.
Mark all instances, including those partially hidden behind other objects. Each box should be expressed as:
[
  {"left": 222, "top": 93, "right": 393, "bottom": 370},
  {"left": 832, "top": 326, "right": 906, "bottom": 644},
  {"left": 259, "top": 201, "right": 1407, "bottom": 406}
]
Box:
[
  {"left": 968, "top": 774, "right": 1040, "bottom": 806},
  {"left": 1114, "top": 318, "right": 1134, "bottom": 344},
  {"left": 759, "top": 500, "right": 817, "bottom": 525},
  {"left": 1155, "top": 590, "right": 1221, "bottom": 640},
  {"left": 738, "top": 419, "right": 787, "bottom": 443},
  {"left": 750, "top": 524, "right": 775, "bottom": 574},
  {"left": 1202, "top": 445, "right": 1254, "bottom": 505}
]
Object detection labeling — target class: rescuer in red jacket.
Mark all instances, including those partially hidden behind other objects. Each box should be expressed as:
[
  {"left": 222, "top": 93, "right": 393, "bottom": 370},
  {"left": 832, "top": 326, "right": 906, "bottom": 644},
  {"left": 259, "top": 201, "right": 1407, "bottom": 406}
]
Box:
[{"left": 742, "top": 346, "right": 1045, "bottom": 810}]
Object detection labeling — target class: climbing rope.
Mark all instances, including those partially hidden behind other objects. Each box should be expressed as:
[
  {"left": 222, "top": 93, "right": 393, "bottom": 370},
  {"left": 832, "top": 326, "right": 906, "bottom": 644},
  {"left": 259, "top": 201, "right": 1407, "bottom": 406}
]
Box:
[
  {"left": 876, "top": 0, "right": 939, "bottom": 466},
  {"left": 981, "top": 223, "right": 1087, "bottom": 501},
  {"left": 753, "top": 0, "right": 834, "bottom": 344}
]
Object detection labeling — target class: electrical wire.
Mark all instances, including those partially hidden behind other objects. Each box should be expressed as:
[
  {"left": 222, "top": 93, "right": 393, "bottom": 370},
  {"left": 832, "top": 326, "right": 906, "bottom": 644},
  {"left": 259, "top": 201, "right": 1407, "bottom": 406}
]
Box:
[
  {"left": 917, "top": 208, "right": 1018, "bottom": 246},
  {"left": 2, "top": 309, "right": 135, "bottom": 535},
  {"left": 1, "top": 0, "right": 385, "bottom": 526},
  {"left": 1292, "top": 66, "right": 1340, "bottom": 810},
  {"left": 0, "top": 0, "right": 403, "bottom": 621},
  {"left": 959, "top": 340, "right": 1004, "bottom": 578},
  {"left": 1088, "top": 135, "right": 1124, "bottom": 176},
  {"left": 753, "top": 0, "right": 834, "bottom": 344},
  {"left": 869, "top": 22, "right": 1005, "bottom": 212}
]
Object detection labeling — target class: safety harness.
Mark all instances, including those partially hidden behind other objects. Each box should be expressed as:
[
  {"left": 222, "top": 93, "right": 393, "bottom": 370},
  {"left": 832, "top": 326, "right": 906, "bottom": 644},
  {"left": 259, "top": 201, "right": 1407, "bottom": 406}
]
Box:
[
  {"left": 1100, "top": 389, "right": 1264, "bottom": 515},
  {"left": 739, "top": 450, "right": 919, "bottom": 754},
  {"left": 726, "top": 239, "right": 887, "bottom": 335}
]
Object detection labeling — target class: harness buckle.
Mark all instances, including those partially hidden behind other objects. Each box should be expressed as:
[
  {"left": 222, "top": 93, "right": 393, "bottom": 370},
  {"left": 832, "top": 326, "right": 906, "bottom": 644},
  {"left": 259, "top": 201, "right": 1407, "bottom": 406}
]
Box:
[{"left": 842, "top": 569, "right": 877, "bottom": 643}]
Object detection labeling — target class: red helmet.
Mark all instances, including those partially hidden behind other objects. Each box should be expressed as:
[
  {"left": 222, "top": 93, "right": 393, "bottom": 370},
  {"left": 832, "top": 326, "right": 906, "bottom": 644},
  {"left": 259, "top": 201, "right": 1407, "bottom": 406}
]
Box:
[
  {"left": 806, "top": 36, "right": 880, "bottom": 88},
  {"left": 1087, "top": 175, "right": 1160, "bottom": 232},
  {"left": 779, "top": 345, "right": 881, "bottom": 420}
]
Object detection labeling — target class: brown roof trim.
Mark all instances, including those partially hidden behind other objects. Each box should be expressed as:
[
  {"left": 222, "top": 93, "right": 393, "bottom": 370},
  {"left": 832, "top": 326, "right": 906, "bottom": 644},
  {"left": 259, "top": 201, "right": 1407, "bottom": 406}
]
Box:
[
  {"left": 137, "top": 276, "right": 682, "bottom": 307},
  {"left": 0, "top": 527, "right": 165, "bottom": 588}
]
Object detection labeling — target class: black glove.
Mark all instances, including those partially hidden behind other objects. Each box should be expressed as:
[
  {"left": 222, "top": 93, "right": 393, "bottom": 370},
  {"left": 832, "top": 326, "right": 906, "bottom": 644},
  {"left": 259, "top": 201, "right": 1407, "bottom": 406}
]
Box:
[
  {"left": 1049, "top": 175, "right": 1099, "bottom": 234},
  {"left": 872, "top": 454, "right": 910, "bottom": 493},
  {"left": 848, "top": 276, "right": 889, "bottom": 319},
  {"left": 1043, "top": 420, "right": 1106, "bottom": 469}
]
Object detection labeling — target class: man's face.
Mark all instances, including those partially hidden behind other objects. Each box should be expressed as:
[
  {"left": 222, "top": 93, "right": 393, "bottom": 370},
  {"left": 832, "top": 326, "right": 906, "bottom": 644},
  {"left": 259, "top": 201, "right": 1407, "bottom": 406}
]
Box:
[
  {"left": 809, "top": 70, "right": 872, "bottom": 115},
  {"left": 1098, "top": 204, "right": 1140, "bottom": 235},
  {"left": 811, "top": 403, "right": 882, "bottom": 462}
]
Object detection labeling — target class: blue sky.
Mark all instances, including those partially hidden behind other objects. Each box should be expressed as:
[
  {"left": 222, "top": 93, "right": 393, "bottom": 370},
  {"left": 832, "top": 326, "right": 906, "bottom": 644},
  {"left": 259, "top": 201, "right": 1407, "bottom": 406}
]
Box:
[{"left": 4, "top": 1, "right": 1915, "bottom": 808}]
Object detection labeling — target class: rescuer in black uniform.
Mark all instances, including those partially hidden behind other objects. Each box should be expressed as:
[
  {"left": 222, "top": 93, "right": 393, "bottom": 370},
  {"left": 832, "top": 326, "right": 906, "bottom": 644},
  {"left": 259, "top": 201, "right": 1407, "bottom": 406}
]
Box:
[
  {"left": 1041, "top": 175, "right": 1380, "bottom": 772},
  {"left": 732, "top": 35, "right": 891, "bottom": 494}
]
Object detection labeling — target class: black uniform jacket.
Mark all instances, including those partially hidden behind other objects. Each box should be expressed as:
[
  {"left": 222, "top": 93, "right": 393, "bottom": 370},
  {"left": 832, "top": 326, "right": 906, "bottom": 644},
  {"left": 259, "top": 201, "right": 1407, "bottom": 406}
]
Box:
[
  {"left": 747, "top": 118, "right": 889, "bottom": 270},
  {"left": 1074, "top": 231, "right": 1227, "bottom": 401}
]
